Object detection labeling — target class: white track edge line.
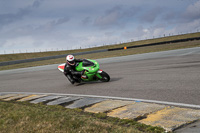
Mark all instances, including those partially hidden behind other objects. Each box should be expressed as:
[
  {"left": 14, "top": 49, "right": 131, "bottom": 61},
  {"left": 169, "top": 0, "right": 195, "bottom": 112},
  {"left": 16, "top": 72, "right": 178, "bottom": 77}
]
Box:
[{"left": 1, "top": 92, "right": 200, "bottom": 109}]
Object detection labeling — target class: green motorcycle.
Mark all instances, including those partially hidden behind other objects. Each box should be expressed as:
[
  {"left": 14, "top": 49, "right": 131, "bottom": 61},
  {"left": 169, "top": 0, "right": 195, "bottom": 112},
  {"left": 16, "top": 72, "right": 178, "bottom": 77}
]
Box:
[{"left": 58, "top": 59, "right": 110, "bottom": 84}]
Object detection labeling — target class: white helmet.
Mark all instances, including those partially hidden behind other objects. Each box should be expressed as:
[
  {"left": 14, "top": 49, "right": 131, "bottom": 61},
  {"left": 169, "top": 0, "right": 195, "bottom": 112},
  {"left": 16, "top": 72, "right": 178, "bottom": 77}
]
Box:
[{"left": 66, "top": 55, "right": 75, "bottom": 65}]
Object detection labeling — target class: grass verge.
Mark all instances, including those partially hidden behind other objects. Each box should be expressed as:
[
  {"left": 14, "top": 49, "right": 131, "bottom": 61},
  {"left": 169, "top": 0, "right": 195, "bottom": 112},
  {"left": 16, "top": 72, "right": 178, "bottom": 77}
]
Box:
[
  {"left": 0, "top": 101, "right": 165, "bottom": 133},
  {"left": 0, "top": 32, "right": 200, "bottom": 62},
  {"left": 0, "top": 39, "right": 200, "bottom": 71}
]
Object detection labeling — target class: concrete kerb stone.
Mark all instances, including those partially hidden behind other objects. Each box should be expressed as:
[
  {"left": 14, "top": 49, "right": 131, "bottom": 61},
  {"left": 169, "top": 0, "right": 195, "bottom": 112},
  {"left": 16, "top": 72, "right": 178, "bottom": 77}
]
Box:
[
  {"left": 2, "top": 92, "right": 200, "bottom": 109},
  {"left": 18, "top": 95, "right": 48, "bottom": 102},
  {"left": 66, "top": 97, "right": 106, "bottom": 109},
  {"left": 3, "top": 94, "right": 30, "bottom": 101},
  {"left": 107, "top": 102, "right": 167, "bottom": 120},
  {"left": 47, "top": 97, "right": 82, "bottom": 105},
  {"left": 30, "top": 95, "right": 63, "bottom": 104},
  {"left": 0, "top": 94, "right": 19, "bottom": 99},
  {"left": 139, "top": 106, "right": 200, "bottom": 132},
  {"left": 84, "top": 100, "right": 134, "bottom": 113}
]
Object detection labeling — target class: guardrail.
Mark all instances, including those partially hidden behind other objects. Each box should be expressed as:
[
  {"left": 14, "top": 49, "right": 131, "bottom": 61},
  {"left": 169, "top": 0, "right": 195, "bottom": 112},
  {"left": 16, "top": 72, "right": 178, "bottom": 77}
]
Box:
[
  {"left": 108, "top": 36, "right": 200, "bottom": 51},
  {"left": 0, "top": 49, "right": 108, "bottom": 66},
  {"left": 0, "top": 36, "right": 200, "bottom": 66}
]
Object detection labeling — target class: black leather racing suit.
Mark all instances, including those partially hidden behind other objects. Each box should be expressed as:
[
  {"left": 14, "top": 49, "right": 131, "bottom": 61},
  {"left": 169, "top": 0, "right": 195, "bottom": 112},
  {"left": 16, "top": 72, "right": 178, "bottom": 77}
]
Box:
[{"left": 64, "top": 59, "right": 83, "bottom": 84}]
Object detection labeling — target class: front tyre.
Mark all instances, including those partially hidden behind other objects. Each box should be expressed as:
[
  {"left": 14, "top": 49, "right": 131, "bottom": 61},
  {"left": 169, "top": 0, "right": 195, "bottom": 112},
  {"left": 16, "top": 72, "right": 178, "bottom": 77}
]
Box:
[{"left": 100, "top": 71, "right": 110, "bottom": 82}]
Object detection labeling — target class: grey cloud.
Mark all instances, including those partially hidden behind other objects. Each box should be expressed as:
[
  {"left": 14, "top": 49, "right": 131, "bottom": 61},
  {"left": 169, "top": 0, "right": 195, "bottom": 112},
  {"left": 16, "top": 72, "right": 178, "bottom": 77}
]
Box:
[
  {"left": 82, "top": 17, "right": 91, "bottom": 25},
  {"left": 122, "top": 25, "right": 146, "bottom": 39},
  {"left": 94, "top": 5, "right": 122, "bottom": 28},
  {"left": 0, "top": 9, "right": 30, "bottom": 26},
  {"left": 0, "top": 0, "right": 42, "bottom": 27},
  {"left": 159, "top": 0, "right": 200, "bottom": 24},
  {"left": 105, "top": 5, "right": 122, "bottom": 14},
  {"left": 122, "top": 6, "right": 140, "bottom": 18},
  {"left": 33, "top": 17, "right": 70, "bottom": 33},
  {"left": 162, "top": 0, "right": 200, "bottom": 25},
  {"left": 160, "top": 11, "right": 183, "bottom": 25},
  {"left": 183, "top": 0, "right": 200, "bottom": 20},
  {"left": 0, "top": 16, "right": 70, "bottom": 41},
  {"left": 121, "top": 24, "right": 169, "bottom": 41},
  {"left": 56, "top": 17, "right": 70, "bottom": 25},
  {"left": 32, "top": 0, "right": 43, "bottom": 8},
  {"left": 94, "top": 5, "right": 139, "bottom": 29},
  {"left": 174, "top": 18, "right": 200, "bottom": 33},
  {"left": 140, "top": 7, "right": 163, "bottom": 23},
  {"left": 163, "top": 11, "right": 178, "bottom": 21}
]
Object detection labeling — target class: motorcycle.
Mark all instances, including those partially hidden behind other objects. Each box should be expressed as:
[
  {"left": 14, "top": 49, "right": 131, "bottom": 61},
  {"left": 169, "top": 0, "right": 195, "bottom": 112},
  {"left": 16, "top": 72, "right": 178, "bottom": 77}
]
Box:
[{"left": 58, "top": 59, "right": 110, "bottom": 84}]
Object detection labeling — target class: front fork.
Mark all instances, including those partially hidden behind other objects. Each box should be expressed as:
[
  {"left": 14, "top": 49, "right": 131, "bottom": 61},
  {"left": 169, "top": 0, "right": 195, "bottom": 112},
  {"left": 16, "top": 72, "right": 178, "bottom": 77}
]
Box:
[{"left": 96, "top": 69, "right": 103, "bottom": 79}]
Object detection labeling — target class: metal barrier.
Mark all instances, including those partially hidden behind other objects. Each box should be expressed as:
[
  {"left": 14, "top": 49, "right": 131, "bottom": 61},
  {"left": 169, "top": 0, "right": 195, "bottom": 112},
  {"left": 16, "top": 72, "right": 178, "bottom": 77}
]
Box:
[
  {"left": 1, "top": 36, "right": 200, "bottom": 66},
  {"left": 0, "top": 49, "right": 108, "bottom": 66}
]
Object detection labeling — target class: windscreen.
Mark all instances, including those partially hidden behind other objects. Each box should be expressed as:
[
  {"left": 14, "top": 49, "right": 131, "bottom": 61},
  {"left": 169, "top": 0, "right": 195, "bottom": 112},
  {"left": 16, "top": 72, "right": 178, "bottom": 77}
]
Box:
[{"left": 82, "top": 59, "right": 94, "bottom": 67}]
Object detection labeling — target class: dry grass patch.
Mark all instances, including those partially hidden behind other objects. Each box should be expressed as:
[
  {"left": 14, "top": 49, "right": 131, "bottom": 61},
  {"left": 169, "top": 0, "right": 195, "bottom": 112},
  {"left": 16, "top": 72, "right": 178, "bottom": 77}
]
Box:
[
  {"left": 0, "top": 39, "right": 200, "bottom": 71},
  {"left": 1, "top": 32, "right": 199, "bottom": 62},
  {"left": 0, "top": 101, "right": 165, "bottom": 133}
]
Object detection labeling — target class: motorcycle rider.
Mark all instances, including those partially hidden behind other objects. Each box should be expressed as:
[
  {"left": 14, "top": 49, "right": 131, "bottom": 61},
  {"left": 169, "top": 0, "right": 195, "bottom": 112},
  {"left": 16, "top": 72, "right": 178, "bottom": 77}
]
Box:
[{"left": 64, "top": 55, "right": 85, "bottom": 84}]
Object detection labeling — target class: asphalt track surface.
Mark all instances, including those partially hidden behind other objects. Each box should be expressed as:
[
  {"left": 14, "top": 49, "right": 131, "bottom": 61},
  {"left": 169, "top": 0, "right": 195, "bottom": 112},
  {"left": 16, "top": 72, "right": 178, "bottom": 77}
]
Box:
[{"left": 0, "top": 47, "right": 200, "bottom": 105}]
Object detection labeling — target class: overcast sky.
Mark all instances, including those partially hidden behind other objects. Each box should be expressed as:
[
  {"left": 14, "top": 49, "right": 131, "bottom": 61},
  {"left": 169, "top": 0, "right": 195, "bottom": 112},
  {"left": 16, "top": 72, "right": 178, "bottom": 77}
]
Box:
[{"left": 0, "top": 0, "right": 200, "bottom": 54}]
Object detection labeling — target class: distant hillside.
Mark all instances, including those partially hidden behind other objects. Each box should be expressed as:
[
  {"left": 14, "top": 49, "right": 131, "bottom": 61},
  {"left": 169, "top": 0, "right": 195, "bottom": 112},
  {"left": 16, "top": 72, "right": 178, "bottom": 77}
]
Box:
[{"left": 0, "top": 32, "right": 200, "bottom": 62}]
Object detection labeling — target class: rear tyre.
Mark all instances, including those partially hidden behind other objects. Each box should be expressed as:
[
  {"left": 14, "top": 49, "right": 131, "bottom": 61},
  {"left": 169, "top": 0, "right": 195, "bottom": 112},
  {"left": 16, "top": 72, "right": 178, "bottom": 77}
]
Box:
[{"left": 100, "top": 71, "right": 110, "bottom": 82}]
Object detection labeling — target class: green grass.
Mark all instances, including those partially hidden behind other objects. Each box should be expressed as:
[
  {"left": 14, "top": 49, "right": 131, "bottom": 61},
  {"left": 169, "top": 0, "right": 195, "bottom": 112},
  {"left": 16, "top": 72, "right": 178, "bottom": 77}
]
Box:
[
  {"left": 0, "top": 101, "right": 165, "bottom": 133},
  {"left": 0, "top": 32, "right": 200, "bottom": 62}
]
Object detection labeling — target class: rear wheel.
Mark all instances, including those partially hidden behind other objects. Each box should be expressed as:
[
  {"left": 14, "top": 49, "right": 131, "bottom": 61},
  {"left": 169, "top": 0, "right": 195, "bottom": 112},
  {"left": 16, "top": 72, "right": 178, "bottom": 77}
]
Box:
[{"left": 100, "top": 71, "right": 110, "bottom": 82}]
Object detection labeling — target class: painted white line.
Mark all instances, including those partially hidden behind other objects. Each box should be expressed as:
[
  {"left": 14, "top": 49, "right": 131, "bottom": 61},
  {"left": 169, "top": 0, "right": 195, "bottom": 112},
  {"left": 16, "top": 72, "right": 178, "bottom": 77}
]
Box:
[{"left": 1, "top": 92, "right": 200, "bottom": 109}]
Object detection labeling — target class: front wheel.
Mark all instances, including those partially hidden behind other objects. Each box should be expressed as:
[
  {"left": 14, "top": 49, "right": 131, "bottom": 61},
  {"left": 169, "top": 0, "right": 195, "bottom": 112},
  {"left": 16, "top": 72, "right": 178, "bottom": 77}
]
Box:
[{"left": 100, "top": 71, "right": 110, "bottom": 82}]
